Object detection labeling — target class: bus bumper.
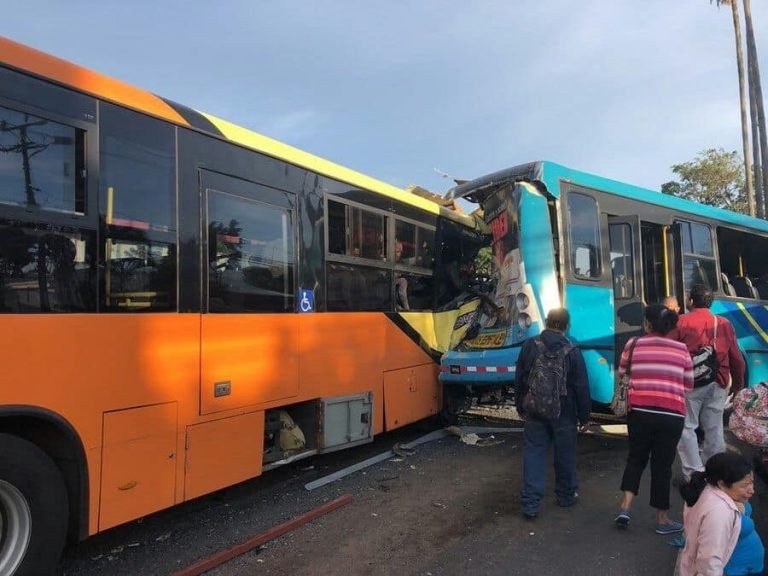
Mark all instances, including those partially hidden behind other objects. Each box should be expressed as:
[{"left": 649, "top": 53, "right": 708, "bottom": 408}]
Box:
[{"left": 439, "top": 347, "right": 521, "bottom": 388}]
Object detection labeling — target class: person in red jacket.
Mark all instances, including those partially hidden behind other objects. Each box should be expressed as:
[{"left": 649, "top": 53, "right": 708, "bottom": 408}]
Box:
[{"left": 672, "top": 284, "right": 746, "bottom": 480}]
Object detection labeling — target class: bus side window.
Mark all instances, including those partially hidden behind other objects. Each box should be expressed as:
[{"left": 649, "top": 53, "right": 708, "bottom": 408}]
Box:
[
  {"left": 609, "top": 223, "right": 634, "bottom": 299},
  {"left": 567, "top": 192, "right": 602, "bottom": 280},
  {"left": 679, "top": 221, "right": 716, "bottom": 291},
  {"left": 99, "top": 103, "right": 177, "bottom": 312},
  {"left": 0, "top": 103, "right": 96, "bottom": 313},
  {"left": 716, "top": 225, "right": 768, "bottom": 300},
  {"left": 207, "top": 192, "right": 295, "bottom": 313}
]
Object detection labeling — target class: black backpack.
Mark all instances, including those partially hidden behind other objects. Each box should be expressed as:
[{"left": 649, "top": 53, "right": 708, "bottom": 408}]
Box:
[
  {"left": 692, "top": 317, "right": 719, "bottom": 388},
  {"left": 522, "top": 338, "right": 573, "bottom": 420}
]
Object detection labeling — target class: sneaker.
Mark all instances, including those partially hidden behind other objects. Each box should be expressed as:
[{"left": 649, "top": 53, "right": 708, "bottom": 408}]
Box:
[
  {"left": 667, "top": 535, "right": 686, "bottom": 548},
  {"left": 522, "top": 510, "right": 538, "bottom": 520},
  {"left": 655, "top": 521, "right": 684, "bottom": 535},
  {"left": 614, "top": 510, "right": 630, "bottom": 528}
]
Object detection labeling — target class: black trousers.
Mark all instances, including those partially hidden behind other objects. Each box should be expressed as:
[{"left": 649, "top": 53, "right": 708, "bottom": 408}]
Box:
[{"left": 620, "top": 409, "right": 684, "bottom": 511}]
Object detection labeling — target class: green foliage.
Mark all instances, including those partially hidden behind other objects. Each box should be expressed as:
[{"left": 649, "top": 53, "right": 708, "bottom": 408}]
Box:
[{"left": 661, "top": 148, "right": 748, "bottom": 213}]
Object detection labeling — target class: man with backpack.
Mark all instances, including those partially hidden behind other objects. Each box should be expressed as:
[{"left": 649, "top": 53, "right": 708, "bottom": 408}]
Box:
[
  {"left": 515, "top": 308, "right": 590, "bottom": 519},
  {"left": 673, "top": 284, "right": 745, "bottom": 480}
]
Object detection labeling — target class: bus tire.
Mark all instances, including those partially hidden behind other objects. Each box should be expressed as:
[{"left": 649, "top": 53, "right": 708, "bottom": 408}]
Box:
[
  {"left": 441, "top": 386, "right": 472, "bottom": 425},
  {"left": 0, "top": 433, "right": 69, "bottom": 576}
]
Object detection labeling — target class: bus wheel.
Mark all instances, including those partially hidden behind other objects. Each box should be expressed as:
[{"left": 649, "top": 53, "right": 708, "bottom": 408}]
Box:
[
  {"left": 441, "top": 387, "right": 472, "bottom": 425},
  {"left": 0, "top": 434, "right": 68, "bottom": 576}
]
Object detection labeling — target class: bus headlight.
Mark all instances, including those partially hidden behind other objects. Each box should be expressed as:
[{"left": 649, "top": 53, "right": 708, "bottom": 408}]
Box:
[
  {"left": 515, "top": 292, "right": 530, "bottom": 310},
  {"left": 518, "top": 313, "right": 532, "bottom": 330}
]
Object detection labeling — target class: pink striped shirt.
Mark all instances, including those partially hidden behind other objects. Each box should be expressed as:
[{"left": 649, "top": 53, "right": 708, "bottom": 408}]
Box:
[{"left": 618, "top": 334, "right": 694, "bottom": 417}]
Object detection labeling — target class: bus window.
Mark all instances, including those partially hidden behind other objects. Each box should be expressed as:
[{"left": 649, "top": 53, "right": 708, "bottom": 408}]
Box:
[
  {"left": 609, "top": 223, "right": 634, "bottom": 299},
  {"left": 640, "top": 222, "right": 668, "bottom": 305},
  {"left": 208, "top": 192, "right": 295, "bottom": 313},
  {"left": 717, "top": 226, "right": 768, "bottom": 299},
  {"left": 395, "top": 220, "right": 435, "bottom": 268},
  {"left": 679, "top": 221, "right": 716, "bottom": 290},
  {"left": 100, "top": 103, "right": 176, "bottom": 311},
  {"left": 0, "top": 222, "right": 95, "bottom": 312},
  {"left": 326, "top": 263, "right": 391, "bottom": 311},
  {"left": 0, "top": 104, "right": 86, "bottom": 214},
  {"left": 567, "top": 192, "right": 601, "bottom": 279},
  {"left": 327, "top": 200, "right": 347, "bottom": 255},
  {"left": 327, "top": 199, "right": 387, "bottom": 260},
  {"left": 393, "top": 272, "right": 433, "bottom": 310}
]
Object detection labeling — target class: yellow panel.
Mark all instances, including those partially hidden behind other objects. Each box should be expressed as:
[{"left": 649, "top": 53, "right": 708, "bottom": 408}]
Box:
[
  {"left": 184, "top": 412, "right": 264, "bottom": 500},
  {"left": 433, "top": 298, "right": 482, "bottom": 351},
  {"left": 383, "top": 364, "right": 439, "bottom": 430},
  {"left": 100, "top": 403, "right": 177, "bottom": 531},
  {"left": 201, "top": 315, "right": 299, "bottom": 414}
]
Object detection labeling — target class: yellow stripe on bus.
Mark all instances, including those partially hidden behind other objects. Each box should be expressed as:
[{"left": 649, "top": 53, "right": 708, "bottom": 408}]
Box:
[
  {"left": 736, "top": 302, "right": 768, "bottom": 345},
  {"left": 199, "top": 112, "right": 441, "bottom": 215}
]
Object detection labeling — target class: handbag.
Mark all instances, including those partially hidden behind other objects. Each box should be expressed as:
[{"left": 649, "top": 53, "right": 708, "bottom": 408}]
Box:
[
  {"left": 611, "top": 336, "right": 640, "bottom": 418},
  {"left": 730, "top": 383, "right": 768, "bottom": 448},
  {"left": 691, "top": 316, "right": 719, "bottom": 388}
]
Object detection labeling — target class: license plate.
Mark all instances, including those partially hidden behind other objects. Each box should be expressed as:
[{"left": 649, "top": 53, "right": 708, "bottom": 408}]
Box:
[{"left": 466, "top": 331, "right": 506, "bottom": 348}]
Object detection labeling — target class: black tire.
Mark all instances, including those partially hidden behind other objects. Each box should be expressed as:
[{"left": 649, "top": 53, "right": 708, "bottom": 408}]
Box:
[
  {"left": 0, "top": 433, "right": 69, "bottom": 576},
  {"left": 441, "top": 387, "right": 472, "bottom": 425}
]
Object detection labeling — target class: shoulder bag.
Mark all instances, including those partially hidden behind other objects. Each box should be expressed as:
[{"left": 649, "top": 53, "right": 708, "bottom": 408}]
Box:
[{"left": 611, "top": 336, "right": 640, "bottom": 418}]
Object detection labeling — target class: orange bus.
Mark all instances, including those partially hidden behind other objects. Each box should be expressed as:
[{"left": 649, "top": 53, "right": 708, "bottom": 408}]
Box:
[{"left": 0, "top": 37, "right": 487, "bottom": 574}]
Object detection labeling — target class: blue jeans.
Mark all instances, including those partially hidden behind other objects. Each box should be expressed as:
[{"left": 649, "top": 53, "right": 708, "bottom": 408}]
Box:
[{"left": 521, "top": 411, "right": 578, "bottom": 515}]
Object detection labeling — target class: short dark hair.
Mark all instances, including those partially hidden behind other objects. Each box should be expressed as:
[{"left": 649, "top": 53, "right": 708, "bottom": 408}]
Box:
[
  {"left": 645, "top": 303, "right": 679, "bottom": 335},
  {"left": 545, "top": 308, "right": 570, "bottom": 331},
  {"left": 689, "top": 284, "right": 714, "bottom": 309}
]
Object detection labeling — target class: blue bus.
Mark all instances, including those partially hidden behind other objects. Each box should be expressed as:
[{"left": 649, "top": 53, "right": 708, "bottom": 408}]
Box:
[{"left": 439, "top": 161, "right": 768, "bottom": 419}]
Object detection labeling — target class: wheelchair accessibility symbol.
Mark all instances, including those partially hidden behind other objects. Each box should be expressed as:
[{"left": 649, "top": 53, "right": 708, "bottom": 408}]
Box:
[{"left": 297, "top": 289, "right": 315, "bottom": 313}]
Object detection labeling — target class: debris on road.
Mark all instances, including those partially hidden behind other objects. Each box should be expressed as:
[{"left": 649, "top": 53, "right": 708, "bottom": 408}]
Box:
[
  {"left": 172, "top": 495, "right": 353, "bottom": 576},
  {"left": 305, "top": 426, "right": 523, "bottom": 491}
]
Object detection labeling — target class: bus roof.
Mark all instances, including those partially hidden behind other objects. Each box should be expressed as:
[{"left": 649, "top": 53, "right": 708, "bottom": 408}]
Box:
[
  {"left": 0, "top": 36, "right": 474, "bottom": 225},
  {"left": 449, "top": 160, "right": 768, "bottom": 234}
]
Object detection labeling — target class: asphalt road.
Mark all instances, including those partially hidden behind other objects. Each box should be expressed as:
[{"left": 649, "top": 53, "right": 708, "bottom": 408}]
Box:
[{"left": 57, "top": 412, "right": 767, "bottom": 576}]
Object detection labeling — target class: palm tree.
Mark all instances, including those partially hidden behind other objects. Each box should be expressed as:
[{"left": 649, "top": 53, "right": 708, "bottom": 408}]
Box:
[
  {"left": 748, "top": 52, "right": 764, "bottom": 218},
  {"left": 712, "top": 0, "right": 755, "bottom": 215},
  {"left": 743, "top": 0, "right": 768, "bottom": 218}
]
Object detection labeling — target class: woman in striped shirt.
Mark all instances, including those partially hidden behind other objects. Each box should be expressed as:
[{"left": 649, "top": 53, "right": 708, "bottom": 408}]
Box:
[{"left": 614, "top": 303, "right": 694, "bottom": 534}]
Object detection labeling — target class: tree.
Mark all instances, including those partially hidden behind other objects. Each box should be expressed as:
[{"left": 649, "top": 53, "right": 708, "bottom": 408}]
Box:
[
  {"left": 743, "top": 0, "right": 768, "bottom": 218},
  {"left": 661, "top": 148, "right": 748, "bottom": 213},
  {"left": 711, "top": 0, "right": 754, "bottom": 215}
]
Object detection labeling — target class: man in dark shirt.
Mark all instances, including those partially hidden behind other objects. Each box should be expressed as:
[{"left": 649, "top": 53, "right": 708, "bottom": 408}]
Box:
[
  {"left": 672, "top": 284, "right": 746, "bottom": 480},
  {"left": 515, "top": 308, "right": 591, "bottom": 519}
]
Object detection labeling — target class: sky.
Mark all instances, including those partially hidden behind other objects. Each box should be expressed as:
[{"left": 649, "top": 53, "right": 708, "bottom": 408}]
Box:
[{"left": 3, "top": 1, "right": 768, "bottom": 202}]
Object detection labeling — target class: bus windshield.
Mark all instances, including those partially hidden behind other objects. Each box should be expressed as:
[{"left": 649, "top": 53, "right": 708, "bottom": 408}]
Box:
[{"left": 458, "top": 183, "right": 524, "bottom": 350}]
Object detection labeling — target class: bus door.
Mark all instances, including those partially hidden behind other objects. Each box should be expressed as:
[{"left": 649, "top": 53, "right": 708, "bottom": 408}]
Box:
[
  {"left": 639, "top": 219, "right": 684, "bottom": 309},
  {"left": 199, "top": 170, "right": 299, "bottom": 415},
  {"left": 608, "top": 216, "right": 644, "bottom": 360},
  {"left": 671, "top": 220, "right": 716, "bottom": 305}
]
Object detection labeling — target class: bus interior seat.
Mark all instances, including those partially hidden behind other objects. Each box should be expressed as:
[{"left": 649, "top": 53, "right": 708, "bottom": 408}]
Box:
[
  {"left": 720, "top": 272, "right": 737, "bottom": 297},
  {"left": 755, "top": 278, "right": 768, "bottom": 300},
  {"left": 732, "top": 276, "right": 758, "bottom": 299}
]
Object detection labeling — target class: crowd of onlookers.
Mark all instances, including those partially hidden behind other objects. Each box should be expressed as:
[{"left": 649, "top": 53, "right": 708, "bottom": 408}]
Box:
[{"left": 514, "top": 284, "right": 766, "bottom": 575}]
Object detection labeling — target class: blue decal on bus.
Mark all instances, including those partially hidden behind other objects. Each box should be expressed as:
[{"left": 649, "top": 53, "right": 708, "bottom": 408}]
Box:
[{"left": 298, "top": 289, "right": 315, "bottom": 313}]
